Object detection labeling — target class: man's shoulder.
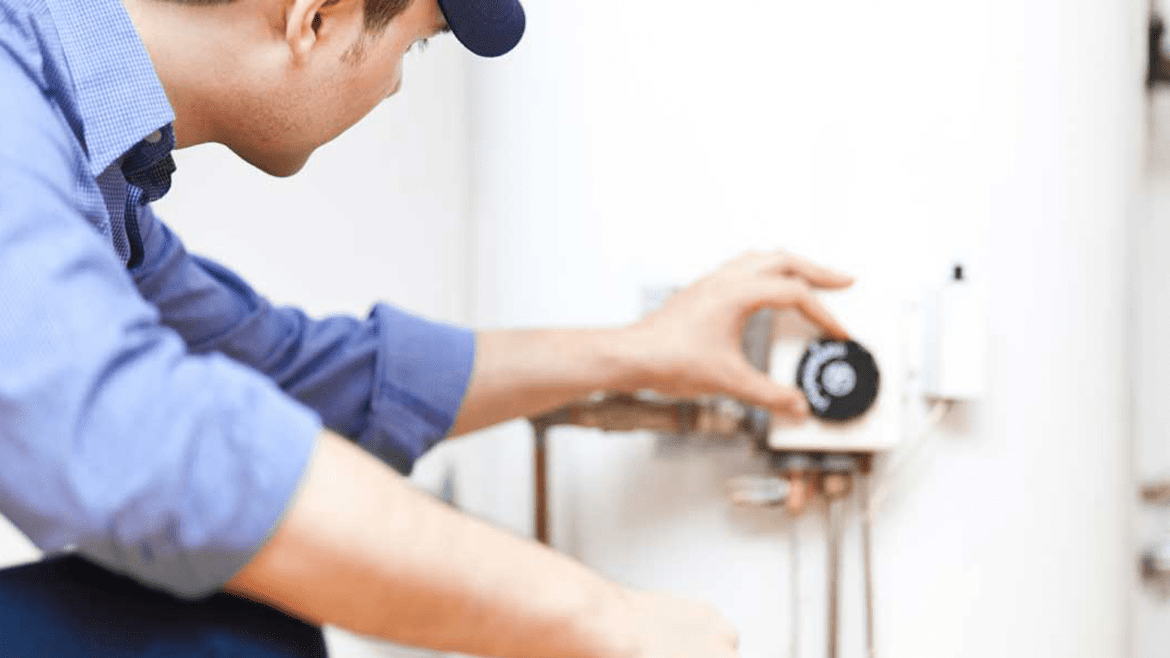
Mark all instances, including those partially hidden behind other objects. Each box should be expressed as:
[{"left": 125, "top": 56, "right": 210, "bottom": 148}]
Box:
[
  {"left": 0, "top": 0, "right": 82, "bottom": 130},
  {"left": 0, "top": 0, "right": 77, "bottom": 158},
  {"left": 0, "top": 0, "right": 53, "bottom": 80},
  {"left": 0, "top": 0, "right": 48, "bottom": 32}
]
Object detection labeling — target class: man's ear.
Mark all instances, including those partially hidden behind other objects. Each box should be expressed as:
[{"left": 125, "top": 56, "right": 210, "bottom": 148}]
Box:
[{"left": 285, "top": 0, "right": 359, "bottom": 61}]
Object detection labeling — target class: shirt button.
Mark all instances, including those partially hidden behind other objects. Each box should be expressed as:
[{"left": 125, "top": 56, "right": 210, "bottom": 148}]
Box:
[{"left": 144, "top": 130, "right": 162, "bottom": 144}]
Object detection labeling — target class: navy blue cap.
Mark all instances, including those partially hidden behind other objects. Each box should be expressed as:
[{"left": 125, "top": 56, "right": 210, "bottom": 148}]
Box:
[{"left": 436, "top": 0, "right": 525, "bottom": 58}]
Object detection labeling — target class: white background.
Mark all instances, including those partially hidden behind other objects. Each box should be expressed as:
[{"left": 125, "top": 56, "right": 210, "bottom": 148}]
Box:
[{"left": 2, "top": 0, "right": 1165, "bottom": 656}]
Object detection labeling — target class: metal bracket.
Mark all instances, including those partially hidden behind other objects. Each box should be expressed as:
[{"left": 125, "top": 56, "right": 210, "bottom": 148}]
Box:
[{"left": 1149, "top": 13, "right": 1170, "bottom": 88}]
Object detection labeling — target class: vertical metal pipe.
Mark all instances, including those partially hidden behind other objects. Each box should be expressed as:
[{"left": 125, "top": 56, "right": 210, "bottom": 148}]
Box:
[
  {"left": 534, "top": 425, "right": 550, "bottom": 544},
  {"left": 790, "top": 519, "right": 800, "bottom": 658},
  {"left": 861, "top": 473, "right": 876, "bottom": 658},
  {"left": 825, "top": 499, "right": 840, "bottom": 658}
]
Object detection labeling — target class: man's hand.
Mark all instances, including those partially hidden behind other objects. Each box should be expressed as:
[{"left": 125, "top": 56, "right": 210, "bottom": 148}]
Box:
[
  {"left": 620, "top": 250, "right": 853, "bottom": 418},
  {"left": 587, "top": 590, "right": 741, "bottom": 658}
]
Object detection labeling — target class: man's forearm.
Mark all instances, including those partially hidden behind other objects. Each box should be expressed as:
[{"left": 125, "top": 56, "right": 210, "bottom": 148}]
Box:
[
  {"left": 449, "top": 328, "right": 641, "bottom": 436},
  {"left": 226, "top": 430, "right": 629, "bottom": 658}
]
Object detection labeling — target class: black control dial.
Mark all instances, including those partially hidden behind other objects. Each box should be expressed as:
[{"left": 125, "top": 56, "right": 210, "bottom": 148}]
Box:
[{"left": 794, "top": 339, "right": 880, "bottom": 422}]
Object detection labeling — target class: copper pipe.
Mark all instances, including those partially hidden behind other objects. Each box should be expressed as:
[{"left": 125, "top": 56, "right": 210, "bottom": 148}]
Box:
[
  {"left": 821, "top": 470, "right": 853, "bottom": 658},
  {"left": 552, "top": 393, "right": 751, "bottom": 436},
  {"left": 789, "top": 520, "right": 800, "bottom": 658},
  {"left": 861, "top": 472, "right": 876, "bottom": 658},
  {"left": 560, "top": 394, "right": 700, "bottom": 434},
  {"left": 529, "top": 393, "right": 751, "bottom": 547},
  {"left": 534, "top": 425, "right": 550, "bottom": 544},
  {"left": 825, "top": 497, "right": 841, "bottom": 658},
  {"left": 1142, "top": 481, "right": 1170, "bottom": 505}
]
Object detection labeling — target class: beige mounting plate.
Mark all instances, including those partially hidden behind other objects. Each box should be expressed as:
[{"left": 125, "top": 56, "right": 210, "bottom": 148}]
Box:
[{"left": 767, "top": 287, "right": 907, "bottom": 453}]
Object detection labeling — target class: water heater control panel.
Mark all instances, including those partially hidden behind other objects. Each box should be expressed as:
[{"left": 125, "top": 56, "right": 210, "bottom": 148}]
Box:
[{"left": 767, "top": 288, "right": 908, "bottom": 453}]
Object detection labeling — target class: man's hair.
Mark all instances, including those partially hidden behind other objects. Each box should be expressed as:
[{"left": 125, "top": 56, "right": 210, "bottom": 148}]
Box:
[{"left": 164, "top": 0, "right": 412, "bottom": 33}]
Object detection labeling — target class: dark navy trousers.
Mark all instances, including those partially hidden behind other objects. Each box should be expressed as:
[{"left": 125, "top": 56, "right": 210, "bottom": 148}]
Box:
[{"left": 0, "top": 556, "right": 327, "bottom": 657}]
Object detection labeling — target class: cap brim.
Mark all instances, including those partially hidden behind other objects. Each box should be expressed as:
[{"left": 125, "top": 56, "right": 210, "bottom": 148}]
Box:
[{"left": 436, "top": 0, "right": 526, "bottom": 58}]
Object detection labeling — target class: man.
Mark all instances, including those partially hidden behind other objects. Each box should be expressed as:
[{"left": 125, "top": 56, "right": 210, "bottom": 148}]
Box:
[{"left": 0, "top": 0, "right": 853, "bottom": 655}]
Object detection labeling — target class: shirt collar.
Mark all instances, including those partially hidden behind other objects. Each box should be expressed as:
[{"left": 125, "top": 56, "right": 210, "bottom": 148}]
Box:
[{"left": 43, "top": 0, "right": 175, "bottom": 176}]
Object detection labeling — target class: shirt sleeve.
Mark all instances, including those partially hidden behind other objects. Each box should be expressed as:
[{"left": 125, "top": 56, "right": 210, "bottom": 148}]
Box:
[
  {"left": 130, "top": 207, "right": 477, "bottom": 474},
  {"left": 0, "top": 44, "right": 320, "bottom": 599}
]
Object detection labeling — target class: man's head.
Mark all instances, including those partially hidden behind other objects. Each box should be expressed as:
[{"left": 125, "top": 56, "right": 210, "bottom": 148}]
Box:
[
  {"left": 126, "top": 0, "right": 522, "bottom": 176},
  {"left": 159, "top": 0, "right": 418, "bottom": 32}
]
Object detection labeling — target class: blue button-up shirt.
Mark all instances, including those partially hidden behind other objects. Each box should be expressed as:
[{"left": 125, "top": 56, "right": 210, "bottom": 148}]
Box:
[{"left": 0, "top": 0, "right": 476, "bottom": 598}]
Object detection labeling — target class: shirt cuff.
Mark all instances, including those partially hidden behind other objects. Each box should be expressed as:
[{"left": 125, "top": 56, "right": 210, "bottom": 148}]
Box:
[{"left": 359, "top": 305, "right": 476, "bottom": 474}]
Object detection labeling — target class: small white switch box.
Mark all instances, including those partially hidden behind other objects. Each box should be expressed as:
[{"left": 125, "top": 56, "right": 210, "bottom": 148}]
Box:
[{"left": 921, "top": 265, "right": 987, "bottom": 401}]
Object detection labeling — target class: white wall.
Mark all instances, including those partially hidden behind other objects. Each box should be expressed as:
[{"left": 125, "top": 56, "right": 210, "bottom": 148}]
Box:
[
  {"left": 153, "top": 51, "right": 471, "bottom": 324},
  {"left": 462, "top": 2, "right": 1145, "bottom": 658}
]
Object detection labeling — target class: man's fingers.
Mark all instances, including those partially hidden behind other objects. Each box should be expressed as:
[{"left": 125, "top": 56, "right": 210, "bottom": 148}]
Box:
[
  {"left": 758, "top": 251, "right": 854, "bottom": 289},
  {"left": 793, "top": 289, "right": 849, "bottom": 339},
  {"left": 722, "top": 363, "right": 809, "bottom": 418},
  {"left": 756, "top": 280, "right": 849, "bottom": 339}
]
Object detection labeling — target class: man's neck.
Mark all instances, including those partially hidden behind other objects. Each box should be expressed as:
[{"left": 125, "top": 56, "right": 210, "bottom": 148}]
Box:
[{"left": 120, "top": 0, "right": 250, "bottom": 149}]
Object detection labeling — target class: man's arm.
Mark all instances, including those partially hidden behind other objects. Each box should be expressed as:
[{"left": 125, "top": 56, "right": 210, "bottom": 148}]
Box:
[
  {"left": 0, "top": 46, "right": 320, "bottom": 598},
  {"left": 132, "top": 210, "right": 851, "bottom": 458},
  {"left": 228, "top": 430, "right": 740, "bottom": 658},
  {"left": 131, "top": 206, "right": 473, "bottom": 473},
  {"left": 450, "top": 251, "right": 854, "bottom": 435}
]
